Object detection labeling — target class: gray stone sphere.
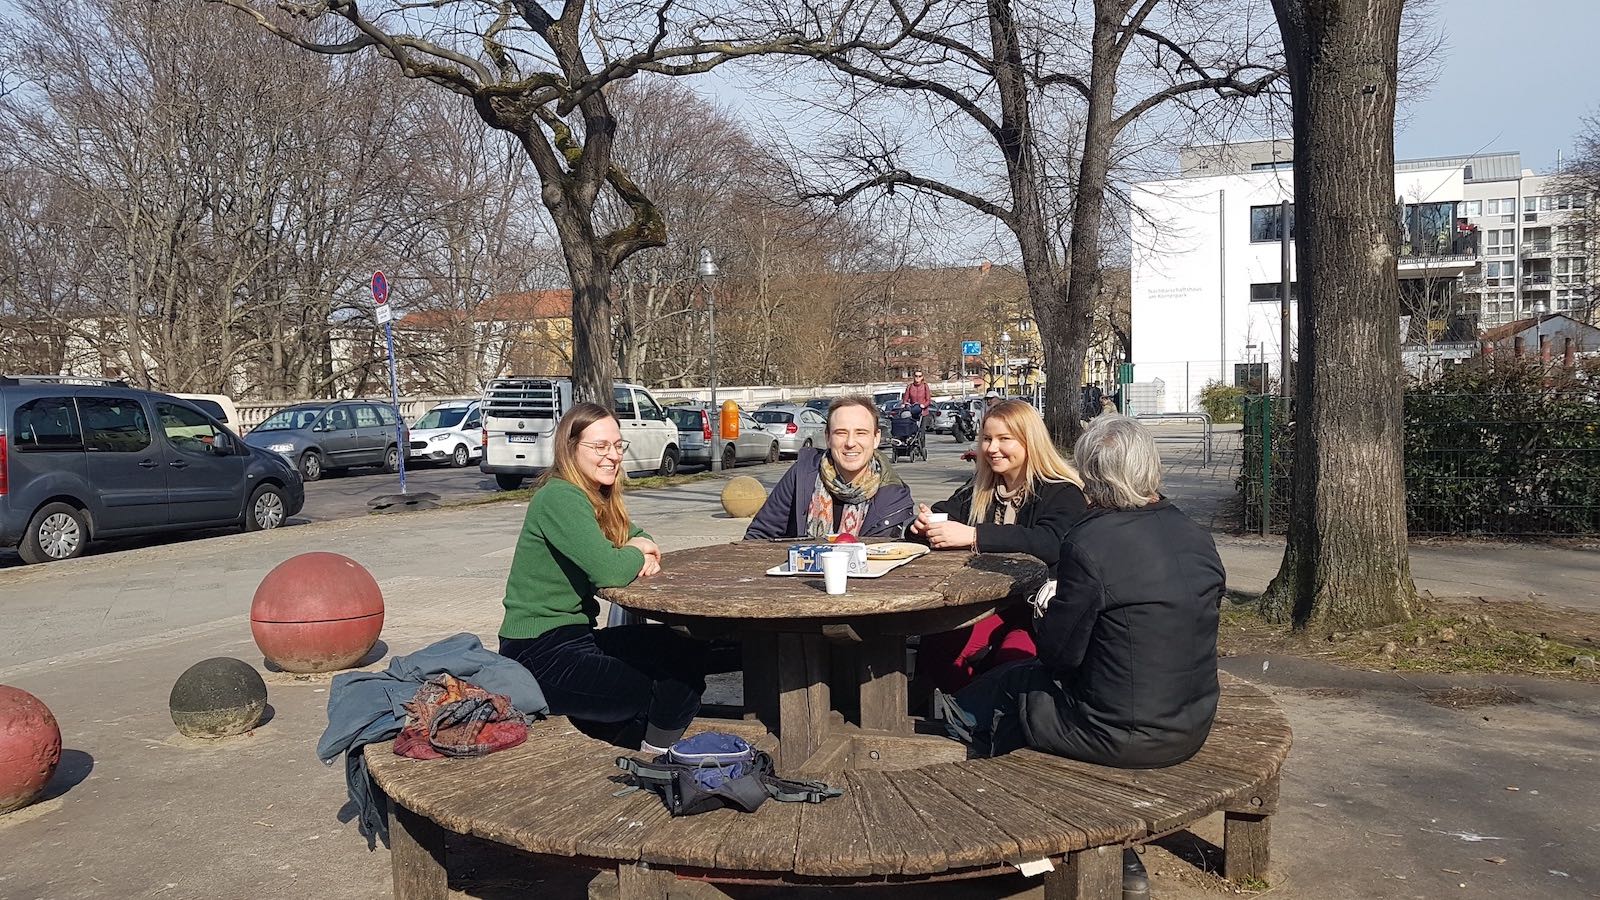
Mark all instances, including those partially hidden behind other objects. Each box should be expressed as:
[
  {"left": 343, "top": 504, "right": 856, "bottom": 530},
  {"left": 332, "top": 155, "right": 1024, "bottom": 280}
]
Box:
[{"left": 169, "top": 658, "right": 267, "bottom": 739}]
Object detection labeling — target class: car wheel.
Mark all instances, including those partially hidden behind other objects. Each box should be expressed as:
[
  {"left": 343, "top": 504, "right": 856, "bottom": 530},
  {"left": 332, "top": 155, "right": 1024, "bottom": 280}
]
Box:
[
  {"left": 382, "top": 445, "right": 400, "bottom": 473},
  {"left": 451, "top": 444, "right": 471, "bottom": 468},
  {"left": 766, "top": 442, "right": 780, "bottom": 464},
  {"left": 244, "top": 484, "right": 287, "bottom": 532},
  {"left": 722, "top": 444, "right": 737, "bottom": 471},
  {"left": 657, "top": 448, "right": 680, "bottom": 477},
  {"left": 300, "top": 451, "right": 323, "bottom": 482},
  {"left": 495, "top": 474, "right": 524, "bottom": 491},
  {"left": 19, "top": 502, "right": 88, "bottom": 565}
]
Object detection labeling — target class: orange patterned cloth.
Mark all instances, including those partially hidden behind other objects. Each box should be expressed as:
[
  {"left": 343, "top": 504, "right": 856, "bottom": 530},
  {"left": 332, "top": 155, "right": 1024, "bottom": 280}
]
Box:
[{"left": 394, "top": 673, "right": 528, "bottom": 760}]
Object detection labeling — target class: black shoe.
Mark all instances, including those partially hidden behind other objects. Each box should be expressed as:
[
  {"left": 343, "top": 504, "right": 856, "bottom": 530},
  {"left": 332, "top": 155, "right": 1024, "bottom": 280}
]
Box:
[{"left": 1123, "top": 848, "right": 1150, "bottom": 900}]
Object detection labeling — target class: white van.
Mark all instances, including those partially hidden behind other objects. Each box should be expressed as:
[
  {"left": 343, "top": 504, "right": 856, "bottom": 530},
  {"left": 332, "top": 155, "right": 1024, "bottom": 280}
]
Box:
[
  {"left": 172, "top": 393, "right": 242, "bottom": 432},
  {"left": 479, "top": 377, "right": 680, "bottom": 491}
]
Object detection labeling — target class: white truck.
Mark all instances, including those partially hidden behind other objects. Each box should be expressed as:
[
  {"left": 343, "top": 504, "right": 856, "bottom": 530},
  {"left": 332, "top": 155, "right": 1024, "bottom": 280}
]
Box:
[{"left": 478, "top": 377, "right": 682, "bottom": 490}]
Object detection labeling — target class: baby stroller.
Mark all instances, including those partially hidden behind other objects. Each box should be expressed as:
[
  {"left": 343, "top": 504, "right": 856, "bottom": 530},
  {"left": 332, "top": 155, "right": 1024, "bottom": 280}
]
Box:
[{"left": 889, "top": 404, "right": 928, "bottom": 462}]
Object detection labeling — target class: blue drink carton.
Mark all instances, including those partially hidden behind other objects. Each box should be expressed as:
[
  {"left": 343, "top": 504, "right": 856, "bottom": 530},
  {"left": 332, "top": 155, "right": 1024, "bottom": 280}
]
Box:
[{"left": 787, "top": 543, "right": 869, "bottom": 575}]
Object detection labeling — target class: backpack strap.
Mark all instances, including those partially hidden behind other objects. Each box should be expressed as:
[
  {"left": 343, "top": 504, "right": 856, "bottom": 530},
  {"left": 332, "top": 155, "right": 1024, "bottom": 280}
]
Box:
[
  {"left": 615, "top": 756, "right": 685, "bottom": 812},
  {"left": 762, "top": 775, "right": 844, "bottom": 804}
]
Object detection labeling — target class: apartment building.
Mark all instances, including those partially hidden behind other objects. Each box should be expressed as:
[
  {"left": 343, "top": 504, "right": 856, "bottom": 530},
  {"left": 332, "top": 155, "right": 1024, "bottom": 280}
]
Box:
[{"left": 1129, "top": 139, "right": 1593, "bottom": 411}]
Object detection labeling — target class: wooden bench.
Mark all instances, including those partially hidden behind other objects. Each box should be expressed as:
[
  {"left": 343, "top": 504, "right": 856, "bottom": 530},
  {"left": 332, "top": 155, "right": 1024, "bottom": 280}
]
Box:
[{"left": 366, "top": 672, "right": 1290, "bottom": 899}]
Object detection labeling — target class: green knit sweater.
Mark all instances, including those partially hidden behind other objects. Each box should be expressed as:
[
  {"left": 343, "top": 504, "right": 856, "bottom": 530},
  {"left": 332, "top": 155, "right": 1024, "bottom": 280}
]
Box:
[{"left": 499, "top": 478, "right": 648, "bottom": 640}]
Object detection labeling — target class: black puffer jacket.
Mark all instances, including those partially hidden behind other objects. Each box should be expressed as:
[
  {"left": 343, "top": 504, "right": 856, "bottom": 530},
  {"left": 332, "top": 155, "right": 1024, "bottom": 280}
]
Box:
[
  {"left": 926, "top": 479, "right": 1088, "bottom": 566},
  {"left": 1021, "top": 498, "right": 1225, "bottom": 768}
]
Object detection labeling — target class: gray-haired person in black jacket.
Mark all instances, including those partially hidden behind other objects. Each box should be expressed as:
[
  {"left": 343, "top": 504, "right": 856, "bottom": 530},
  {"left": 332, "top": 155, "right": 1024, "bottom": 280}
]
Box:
[
  {"left": 954, "top": 413, "right": 1225, "bottom": 762},
  {"left": 947, "top": 414, "right": 1225, "bottom": 896}
]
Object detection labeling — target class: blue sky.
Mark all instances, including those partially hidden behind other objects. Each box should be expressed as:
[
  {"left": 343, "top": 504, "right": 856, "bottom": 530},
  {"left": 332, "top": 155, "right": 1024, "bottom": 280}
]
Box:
[{"left": 1395, "top": 0, "right": 1597, "bottom": 172}]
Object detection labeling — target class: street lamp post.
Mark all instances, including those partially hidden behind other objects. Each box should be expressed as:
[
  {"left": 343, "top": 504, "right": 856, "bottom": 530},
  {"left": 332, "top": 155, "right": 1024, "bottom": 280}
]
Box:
[
  {"left": 697, "top": 247, "right": 721, "bottom": 472},
  {"left": 1000, "top": 330, "right": 1012, "bottom": 396}
]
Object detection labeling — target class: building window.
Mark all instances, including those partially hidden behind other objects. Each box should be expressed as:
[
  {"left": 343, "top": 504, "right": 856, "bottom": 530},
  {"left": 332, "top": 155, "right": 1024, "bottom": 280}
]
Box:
[
  {"left": 1250, "top": 161, "right": 1292, "bottom": 171},
  {"left": 1249, "top": 282, "right": 1299, "bottom": 303},
  {"left": 1555, "top": 224, "right": 1587, "bottom": 251},
  {"left": 1460, "top": 200, "right": 1482, "bottom": 217},
  {"left": 1403, "top": 202, "right": 1458, "bottom": 256},
  {"left": 1250, "top": 204, "right": 1294, "bottom": 242},
  {"left": 1555, "top": 258, "right": 1587, "bottom": 282},
  {"left": 1484, "top": 260, "right": 1517, "bottom": 287},
  {"left": 1484, "top": 229, "right": 1514, "bottom": 255},
  {"left": 1480, "top": 292, "right": 1517, "bottom": 326}
]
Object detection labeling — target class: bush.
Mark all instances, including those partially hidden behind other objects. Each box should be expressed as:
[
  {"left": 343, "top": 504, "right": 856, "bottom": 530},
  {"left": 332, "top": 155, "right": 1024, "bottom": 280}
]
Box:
[{"left": 1199, "top": 381, "right": 1247, "bottom": 423}]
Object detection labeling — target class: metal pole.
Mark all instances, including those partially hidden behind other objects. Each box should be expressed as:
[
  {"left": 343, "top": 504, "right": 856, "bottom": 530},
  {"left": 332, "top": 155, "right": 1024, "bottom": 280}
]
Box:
[
  {"left": 1279, "top": 199, "right": 1292, "bottom": 402},
  {"left": 1219, "top": 188, "right": 1227, "bottom": 389},
  {"left": 384, "top": 320, "right": 407, "bottom": 494},
  {"left": 1260, "top": 395, "right": 1271, "bottom": 537},
  {"left": 708, "top": 277, "right": 720, "bottom": 473}
]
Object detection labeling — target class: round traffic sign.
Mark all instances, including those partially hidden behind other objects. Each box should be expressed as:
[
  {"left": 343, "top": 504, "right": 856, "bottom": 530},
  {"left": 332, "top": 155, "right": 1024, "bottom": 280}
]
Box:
[{"left": 371, "top": 271, "right": 389, "bottom": 305}]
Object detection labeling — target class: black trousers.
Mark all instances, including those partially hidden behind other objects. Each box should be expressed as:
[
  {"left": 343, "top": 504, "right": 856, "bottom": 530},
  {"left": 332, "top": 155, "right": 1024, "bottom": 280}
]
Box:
[{"left": 500, "top": 624, "right": 740, "bottom": 749}]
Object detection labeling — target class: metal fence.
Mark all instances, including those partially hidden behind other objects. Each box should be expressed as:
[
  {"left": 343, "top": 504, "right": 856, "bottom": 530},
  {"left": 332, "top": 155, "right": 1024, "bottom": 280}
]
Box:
[{"left": 1239, "top": 389, "right": 1600, "bottom": 537}]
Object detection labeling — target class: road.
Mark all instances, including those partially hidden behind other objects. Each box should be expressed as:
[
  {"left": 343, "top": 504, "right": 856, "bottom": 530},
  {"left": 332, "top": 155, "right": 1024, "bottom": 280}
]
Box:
[{"left": 0, "top": 435, "right": 980, "bottom": 568}]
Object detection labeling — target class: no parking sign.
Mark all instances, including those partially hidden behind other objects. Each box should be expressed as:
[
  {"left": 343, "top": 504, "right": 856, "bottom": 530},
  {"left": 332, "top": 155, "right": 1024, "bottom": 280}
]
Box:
[{"left": 372, "top": 271, "right": 392, "bottom": 324}]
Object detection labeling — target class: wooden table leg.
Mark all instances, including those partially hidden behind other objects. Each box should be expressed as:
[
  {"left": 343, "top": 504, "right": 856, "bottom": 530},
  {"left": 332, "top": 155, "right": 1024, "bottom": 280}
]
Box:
[
  {"left": 1044, "top": 846, "right": 1121, "bottom": 900},
  {"left": 741, "top": 632, "right": 778, "bottom": 726},
  {"left": 616, "top": 862, "right": 675, "bottom": 899},
  {"left": 776, "top": 632, "right": 830, "bottom": 770},
  {"left": 1223, "top": 812, "right": 1271, "bottom": 880},
  {"left": 389, "top": 804, "right": 447, "bottom": 900},
  {"left": 857, "top": 633, "right": 911, "bottom": 735}
]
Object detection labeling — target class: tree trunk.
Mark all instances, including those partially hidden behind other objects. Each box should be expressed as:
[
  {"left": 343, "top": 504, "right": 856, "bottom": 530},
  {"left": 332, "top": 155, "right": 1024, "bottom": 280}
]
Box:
[
  {"left": 562, "top": 239, "right": 616, "bottom": 405},
  {"left": 1262, "top": 0, "right": 1417, "bottom": 632}
]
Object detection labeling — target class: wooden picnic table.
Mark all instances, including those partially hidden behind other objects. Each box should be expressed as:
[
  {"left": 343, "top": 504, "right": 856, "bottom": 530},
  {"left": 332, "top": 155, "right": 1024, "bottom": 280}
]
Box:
[{"left": 598, "top": 541, "right": 1049, "bottom": 771}]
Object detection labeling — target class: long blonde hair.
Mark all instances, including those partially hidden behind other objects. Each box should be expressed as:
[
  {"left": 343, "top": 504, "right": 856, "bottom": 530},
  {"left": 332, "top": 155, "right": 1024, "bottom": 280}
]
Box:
[
  {"left": 969, "top": 399, "right": 1082, "bottom": 525},
  {"left": 534, "top": 402, "right": 632, "bottom": 546}
]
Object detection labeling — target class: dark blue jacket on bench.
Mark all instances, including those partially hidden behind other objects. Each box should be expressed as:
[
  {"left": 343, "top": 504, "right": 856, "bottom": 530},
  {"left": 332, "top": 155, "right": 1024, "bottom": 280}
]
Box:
[
  {"left": 743, "top": 447, "right": 915, "bottom": 541},
  {"left": 1022, "top": 498, "right": 1225, "bottom": 768}
]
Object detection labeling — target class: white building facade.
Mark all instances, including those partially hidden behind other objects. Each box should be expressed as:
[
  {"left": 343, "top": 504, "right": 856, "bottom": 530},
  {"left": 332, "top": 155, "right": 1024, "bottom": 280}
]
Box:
[{"left": 1129, "top": 140, "right": 1592, "bottom": 411}]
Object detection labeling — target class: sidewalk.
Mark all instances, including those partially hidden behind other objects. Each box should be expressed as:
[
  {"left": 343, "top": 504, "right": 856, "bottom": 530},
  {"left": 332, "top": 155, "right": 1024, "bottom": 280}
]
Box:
[{"left": 1, "top": 463, "right": 1598, "bottom": 898}]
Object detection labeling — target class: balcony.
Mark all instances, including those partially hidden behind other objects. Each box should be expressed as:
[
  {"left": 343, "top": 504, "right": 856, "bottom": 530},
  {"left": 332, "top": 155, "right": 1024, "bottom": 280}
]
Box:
[
  {"left": 1522, "top": 273, "right": 1553, "bottom": 289},
  {"left": 1398, "top": 231, "right": 1479, "bottom": 277},
  {"left": 1522, "top": 239, "right": 1553, "bottom": 259}
]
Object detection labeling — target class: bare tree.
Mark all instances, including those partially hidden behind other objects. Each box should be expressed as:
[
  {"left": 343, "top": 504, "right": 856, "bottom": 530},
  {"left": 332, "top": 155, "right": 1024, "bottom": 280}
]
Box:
[
  {"left": 1554, "top": 112, "right": 1600, "bottom": 326},
  {"left": 1260, "top": 0, "right": 1417, "bottom": 631},
  {"left": 206, "top": 0, "right": 868, "bottom": 404},
  {"left": 769, "top": 0, "right": 1283, "bottom": 443}
]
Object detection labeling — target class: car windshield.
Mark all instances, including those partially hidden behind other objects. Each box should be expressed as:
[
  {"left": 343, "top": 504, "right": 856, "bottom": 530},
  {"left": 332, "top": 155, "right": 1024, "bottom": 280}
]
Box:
[
  {"left": 415, "top": 407, "right": 468, "bottom": 430},
  {"left": 667, "top": 408, "right": 704, "bottom": 429},
  {"left": 752, "top": 411, "right": 792, "bottom": 424},
  {"left": 254, "top": 406, "right": 324, "bottom": 431}
]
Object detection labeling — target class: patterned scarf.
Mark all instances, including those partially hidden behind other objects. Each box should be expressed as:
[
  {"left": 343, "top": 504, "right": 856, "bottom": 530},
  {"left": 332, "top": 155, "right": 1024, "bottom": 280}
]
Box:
[
  {"left": 989, "top": 482, "right": 1026, "bottom": 526},
  {"left": 805, "top": 452, "right": 885, "bottom": 538}
]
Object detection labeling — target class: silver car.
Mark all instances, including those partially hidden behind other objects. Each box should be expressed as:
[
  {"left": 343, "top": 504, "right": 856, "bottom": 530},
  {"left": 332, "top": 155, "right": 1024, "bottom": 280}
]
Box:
[
  {"left": 751, "top": 405, "right": 827, "bottom": 458},
  {"left": 665, "top": 405, "right": 780, "bottom": 469}
]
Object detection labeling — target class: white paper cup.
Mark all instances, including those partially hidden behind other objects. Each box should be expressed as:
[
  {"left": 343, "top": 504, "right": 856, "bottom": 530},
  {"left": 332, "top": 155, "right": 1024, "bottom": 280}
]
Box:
[
  {"left": 926, "top": 512, "right": 950, "bottom": 525},
  {"left": 820, "top": 550, "right": 849, "bottom": 595}
]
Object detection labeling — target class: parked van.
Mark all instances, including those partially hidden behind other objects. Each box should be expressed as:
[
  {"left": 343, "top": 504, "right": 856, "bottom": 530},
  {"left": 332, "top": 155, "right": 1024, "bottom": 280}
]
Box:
[
  {"left": 172, "top": 393, "right": 242, "bottom": 432},
  {"left": 479, "top": 377, "right": 680, "bottom": 490},
  {"left": 0, "top": 376, "right": 304, "bottom": 564}
]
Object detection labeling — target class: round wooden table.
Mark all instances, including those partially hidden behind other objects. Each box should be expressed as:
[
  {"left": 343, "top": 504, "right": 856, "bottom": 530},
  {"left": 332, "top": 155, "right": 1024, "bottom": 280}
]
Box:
[{"left": 599, "top": 541, "right": 1047, "bottom": 771}]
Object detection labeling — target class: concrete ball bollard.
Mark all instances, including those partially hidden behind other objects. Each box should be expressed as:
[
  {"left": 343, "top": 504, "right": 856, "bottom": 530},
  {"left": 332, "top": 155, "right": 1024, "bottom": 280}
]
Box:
[
  {"left": 251, "top": 552, "right": 385, "bottom": 673},
  {"left": 169, "top": 658, "right": 268, "bottom": 739},
  {"left": 721, "top": 476, "right": 768, "bottom": 518},
  {"left": 0, "top": 685, "right": 62, "bottom": 814}
]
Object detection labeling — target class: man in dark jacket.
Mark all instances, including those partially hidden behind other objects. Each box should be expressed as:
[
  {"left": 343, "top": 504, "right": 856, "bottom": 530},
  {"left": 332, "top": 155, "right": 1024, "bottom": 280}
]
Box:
[
  {"left": 744, "top": 396, "right": 915, "bottom": 540},
  {"left": 955, "top": 414, "right": 1225, "bottom": 767}
]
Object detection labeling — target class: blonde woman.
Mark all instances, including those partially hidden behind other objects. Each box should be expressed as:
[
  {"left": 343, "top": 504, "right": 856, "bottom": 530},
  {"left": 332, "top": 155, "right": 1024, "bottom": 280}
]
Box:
[
  {"left": 497, "top": 402, "right": 737, "bottom": 753},
  {"left": 909, "top": 399, "right": 1088, "bottom": 691}
]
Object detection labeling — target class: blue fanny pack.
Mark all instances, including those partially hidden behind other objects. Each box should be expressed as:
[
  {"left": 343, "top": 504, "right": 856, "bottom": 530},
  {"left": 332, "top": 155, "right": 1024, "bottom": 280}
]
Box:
[{"left": 615, "top": 732, "right": 842, "bottom": 816}]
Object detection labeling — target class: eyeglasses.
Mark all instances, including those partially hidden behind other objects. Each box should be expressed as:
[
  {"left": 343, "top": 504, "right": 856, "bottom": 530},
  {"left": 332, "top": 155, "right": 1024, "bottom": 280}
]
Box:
[{"left": 578, "top": 440, "right": 630, "bottom": 455}]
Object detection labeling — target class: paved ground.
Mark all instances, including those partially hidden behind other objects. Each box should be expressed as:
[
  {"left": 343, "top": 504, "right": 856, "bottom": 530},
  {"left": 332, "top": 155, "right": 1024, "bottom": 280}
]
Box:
[{"left": 2, "top": 427, "right": 1599, "bottom": 898}]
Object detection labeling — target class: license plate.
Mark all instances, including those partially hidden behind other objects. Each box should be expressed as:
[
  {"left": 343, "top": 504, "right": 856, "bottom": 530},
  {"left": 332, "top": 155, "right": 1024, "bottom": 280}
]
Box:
[{"left": 508, "top": 434, "right": 538, "bottom": 444}]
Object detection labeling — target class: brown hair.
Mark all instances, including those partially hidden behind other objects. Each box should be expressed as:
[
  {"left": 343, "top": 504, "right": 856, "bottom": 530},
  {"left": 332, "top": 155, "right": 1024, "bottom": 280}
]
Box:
[
  {"left": 534, "top": 401, "right": 632, "bottom": 546},
  {"left": 969, "top": 399, "right": 1082, "bottom": 524},
  {"left": 826, "top": 396, "right": 882, "bottom": 431}
]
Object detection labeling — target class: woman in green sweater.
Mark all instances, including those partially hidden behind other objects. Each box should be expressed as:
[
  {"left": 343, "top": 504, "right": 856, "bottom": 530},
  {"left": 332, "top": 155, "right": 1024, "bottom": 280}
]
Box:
[{"left": 498, "top": 402, "right": 736, "bottom": 752}]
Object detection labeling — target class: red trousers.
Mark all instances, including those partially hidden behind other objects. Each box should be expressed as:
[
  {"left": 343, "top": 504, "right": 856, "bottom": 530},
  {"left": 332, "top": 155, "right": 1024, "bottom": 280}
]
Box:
[{"left": 917, "top": 605, "right": 1038, "bottom": 693}]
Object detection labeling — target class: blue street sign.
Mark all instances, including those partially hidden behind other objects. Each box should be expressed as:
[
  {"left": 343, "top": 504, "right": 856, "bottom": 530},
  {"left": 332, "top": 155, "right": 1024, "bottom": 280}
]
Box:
[
  {"left": 371, "top": 271, "right": 389, "bottom": 304},
  {"left": 962, "top": 340, "right": 982, "bottom": 356}
]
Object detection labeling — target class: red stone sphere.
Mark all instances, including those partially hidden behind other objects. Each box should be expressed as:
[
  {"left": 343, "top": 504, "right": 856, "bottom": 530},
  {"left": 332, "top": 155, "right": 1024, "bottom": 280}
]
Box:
[
  {"left": 0, "top": 685, "right": 62, "bottom": 814},
  {"left": 250, "top": 552, "right": 385, "bottom": 673}
]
